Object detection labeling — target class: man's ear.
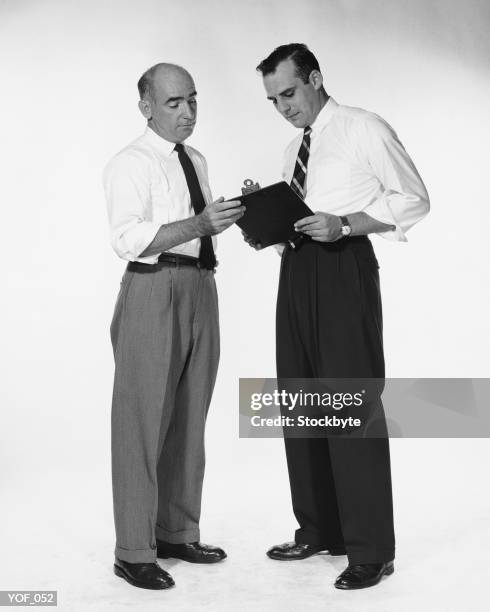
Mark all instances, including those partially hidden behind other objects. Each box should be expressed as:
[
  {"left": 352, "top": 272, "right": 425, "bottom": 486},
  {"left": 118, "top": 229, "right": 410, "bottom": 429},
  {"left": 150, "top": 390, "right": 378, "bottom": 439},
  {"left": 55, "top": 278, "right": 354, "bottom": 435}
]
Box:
[
  {"left": 308, "top": 70, "right": 323, "bottom": 91},
  {"left": 138, "top": 98, "right": 152, "bottom": 120}
]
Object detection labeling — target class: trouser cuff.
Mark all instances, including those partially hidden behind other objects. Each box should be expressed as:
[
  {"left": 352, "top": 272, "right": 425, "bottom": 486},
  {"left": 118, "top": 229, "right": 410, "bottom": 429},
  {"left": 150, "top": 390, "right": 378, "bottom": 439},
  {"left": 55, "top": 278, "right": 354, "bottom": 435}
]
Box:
[
  {"left": 115, "top": 545, "right": 157, "bottom": 563},
  {"left": 155, "top": 525, "right": 200, "bottom": 544},
  {"left": 294, "top": 528, "right": 342, "bottom": 548},
  {"left": 346, "top": 547, "right": 395, "bottom": 565}
]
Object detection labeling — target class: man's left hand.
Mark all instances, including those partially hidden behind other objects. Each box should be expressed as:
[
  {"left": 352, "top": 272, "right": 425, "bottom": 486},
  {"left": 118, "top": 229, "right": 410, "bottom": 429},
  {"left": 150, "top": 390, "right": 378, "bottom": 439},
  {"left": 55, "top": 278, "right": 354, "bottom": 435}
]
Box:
[{"left": 294, "top": 212, "right": 343, "bottom": 242}]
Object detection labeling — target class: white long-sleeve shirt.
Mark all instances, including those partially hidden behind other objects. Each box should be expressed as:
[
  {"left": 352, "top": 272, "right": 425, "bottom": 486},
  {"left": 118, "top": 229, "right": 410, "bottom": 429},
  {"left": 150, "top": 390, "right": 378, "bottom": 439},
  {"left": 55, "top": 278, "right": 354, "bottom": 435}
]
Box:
[
  {"left": 282, "top": 97, "right": 429, "bottom": 241},
  {"left": 103, "top": 127, "right": 216, "bottom": 263}
]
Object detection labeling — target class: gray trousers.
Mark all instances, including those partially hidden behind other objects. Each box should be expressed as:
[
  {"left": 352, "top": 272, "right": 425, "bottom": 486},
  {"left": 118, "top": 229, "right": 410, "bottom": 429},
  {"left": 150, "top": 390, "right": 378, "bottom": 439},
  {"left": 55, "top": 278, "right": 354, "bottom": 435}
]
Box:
[{"left": 110, "top": 262, "right": 219, "bottom": 563}]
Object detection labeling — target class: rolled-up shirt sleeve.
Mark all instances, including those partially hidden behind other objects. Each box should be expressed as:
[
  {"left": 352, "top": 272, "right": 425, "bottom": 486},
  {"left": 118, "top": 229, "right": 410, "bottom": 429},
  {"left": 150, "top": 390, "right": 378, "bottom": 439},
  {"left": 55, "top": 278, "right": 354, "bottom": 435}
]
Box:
[
  {"left": 103, "top": 153, "right": 162, "bottom": 261},
  {"left": 359, "top": 116, "right": 430, "bottom": 242}
]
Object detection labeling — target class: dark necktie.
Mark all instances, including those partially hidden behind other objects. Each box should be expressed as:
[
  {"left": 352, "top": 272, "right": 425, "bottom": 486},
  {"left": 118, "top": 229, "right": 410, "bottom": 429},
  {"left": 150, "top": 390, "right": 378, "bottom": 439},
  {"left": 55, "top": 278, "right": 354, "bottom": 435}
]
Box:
[
  {"left": 174, "top": 143, "right": 216, "bottom": 269},
  {"left": 290, "top": 126, "right": 312, "bottom": 198}
]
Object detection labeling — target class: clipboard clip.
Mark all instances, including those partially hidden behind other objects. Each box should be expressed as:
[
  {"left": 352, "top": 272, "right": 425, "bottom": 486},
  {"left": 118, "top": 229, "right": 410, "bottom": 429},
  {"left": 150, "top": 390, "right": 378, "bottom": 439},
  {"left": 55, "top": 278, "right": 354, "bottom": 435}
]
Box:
[{"left": 241, "top": 179, "right": 261, "bottom": 195}]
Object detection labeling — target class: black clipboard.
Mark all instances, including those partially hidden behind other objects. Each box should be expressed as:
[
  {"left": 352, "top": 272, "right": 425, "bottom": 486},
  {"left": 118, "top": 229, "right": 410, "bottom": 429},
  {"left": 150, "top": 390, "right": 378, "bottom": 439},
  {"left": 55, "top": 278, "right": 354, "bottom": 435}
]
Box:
[{"left": 232, "top": 181, "right": 313, "bottom": 248}]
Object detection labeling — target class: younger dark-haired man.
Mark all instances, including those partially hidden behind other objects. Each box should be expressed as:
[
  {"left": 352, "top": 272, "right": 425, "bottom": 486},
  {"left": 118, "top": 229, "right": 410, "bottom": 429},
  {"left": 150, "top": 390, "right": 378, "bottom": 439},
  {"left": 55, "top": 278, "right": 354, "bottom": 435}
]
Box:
[{"left": 248, "top": 44, "right": 429, "bottom": 590}]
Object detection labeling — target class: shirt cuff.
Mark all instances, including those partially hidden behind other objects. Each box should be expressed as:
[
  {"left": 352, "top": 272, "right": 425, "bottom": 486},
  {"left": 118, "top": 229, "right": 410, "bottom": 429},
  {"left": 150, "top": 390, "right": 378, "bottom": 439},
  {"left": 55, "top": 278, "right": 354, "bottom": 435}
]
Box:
[
  {"left": 112, "top": 219, "right": 162, "bottom": 261},
  {"left": 363, "top": 196, "right": 407, "bottom": 242}
]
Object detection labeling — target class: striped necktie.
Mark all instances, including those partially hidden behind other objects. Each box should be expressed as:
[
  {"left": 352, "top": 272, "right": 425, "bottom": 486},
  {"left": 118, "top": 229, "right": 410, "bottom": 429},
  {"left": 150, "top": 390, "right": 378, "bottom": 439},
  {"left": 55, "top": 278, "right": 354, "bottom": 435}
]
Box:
[{"left": 290, "top": 126, "right": 312, "bottom": 198}]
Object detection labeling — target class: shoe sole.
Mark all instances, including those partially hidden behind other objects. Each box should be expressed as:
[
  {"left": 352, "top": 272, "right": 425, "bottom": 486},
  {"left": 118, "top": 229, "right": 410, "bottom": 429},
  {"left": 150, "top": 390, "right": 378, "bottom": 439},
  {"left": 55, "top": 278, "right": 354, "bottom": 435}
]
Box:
[
  {"left": 267, "top": 548, "right": 346, "bottom": 561},
  {"left": 157, "top": 553, "right": 227, "bottom": 564},
  {"left": 114, "top": 564, "right": 175, "bottom": 590},
  {"left": 334, "top": 563, "right": 394, "bottom": 590}
]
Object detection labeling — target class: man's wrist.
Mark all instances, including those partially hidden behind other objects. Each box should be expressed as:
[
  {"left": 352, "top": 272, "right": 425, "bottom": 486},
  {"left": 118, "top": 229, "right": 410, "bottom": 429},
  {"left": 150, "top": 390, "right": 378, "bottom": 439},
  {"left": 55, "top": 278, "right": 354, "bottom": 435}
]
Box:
[
  {"left": 192, "top": 213, "right": 205, "bottom": 238},
  {"left": 339, "top": 215, "right": 352, "bottom": 237}
]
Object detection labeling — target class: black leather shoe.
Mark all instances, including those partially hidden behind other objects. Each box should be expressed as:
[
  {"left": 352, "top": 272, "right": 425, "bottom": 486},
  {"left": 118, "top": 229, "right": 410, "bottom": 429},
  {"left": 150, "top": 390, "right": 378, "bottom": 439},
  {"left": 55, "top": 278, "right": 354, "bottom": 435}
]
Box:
[
  {"left": 114, "top": 559, "right": 175, "bottom": 590},
  {"left": 334, "top": 562, "right": 394, "bottom": 589},
  {"left": 266, "top": 541, "right": 346, "bottom": 561},
  {"left": 156, "top": 540, "right": 227, "bottom": 564}
]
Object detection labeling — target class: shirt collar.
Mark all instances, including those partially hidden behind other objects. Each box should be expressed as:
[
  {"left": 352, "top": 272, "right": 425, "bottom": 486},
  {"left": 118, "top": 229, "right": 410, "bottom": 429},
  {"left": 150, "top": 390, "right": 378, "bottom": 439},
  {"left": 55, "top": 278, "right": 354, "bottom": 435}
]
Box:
[
  {"left": 142, "top": 126, "right": 177, "bottom": 157},
  {"left": 310, "top": 96, "right": 339, "bottom": 135}
]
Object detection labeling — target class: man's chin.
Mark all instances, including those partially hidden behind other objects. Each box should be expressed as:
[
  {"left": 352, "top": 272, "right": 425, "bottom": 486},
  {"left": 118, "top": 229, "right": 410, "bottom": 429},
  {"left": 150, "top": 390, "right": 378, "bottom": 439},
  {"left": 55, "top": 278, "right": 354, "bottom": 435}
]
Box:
[
  {"left": 288, "top": 115, "right": 307, "bottom": 129},
  {"left": 178, "top": 125, "right": 195, "bottom": 137}
]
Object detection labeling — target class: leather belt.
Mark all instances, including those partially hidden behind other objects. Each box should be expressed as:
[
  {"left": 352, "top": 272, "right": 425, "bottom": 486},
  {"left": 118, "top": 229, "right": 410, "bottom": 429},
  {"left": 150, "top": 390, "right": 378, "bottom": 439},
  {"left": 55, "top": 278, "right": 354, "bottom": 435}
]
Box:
[
  {"left": 157, "top": 252, "right": 202, "bottom": 267},
  {"left": 127, "top": 253, "right": 217, "bottom": 272}
]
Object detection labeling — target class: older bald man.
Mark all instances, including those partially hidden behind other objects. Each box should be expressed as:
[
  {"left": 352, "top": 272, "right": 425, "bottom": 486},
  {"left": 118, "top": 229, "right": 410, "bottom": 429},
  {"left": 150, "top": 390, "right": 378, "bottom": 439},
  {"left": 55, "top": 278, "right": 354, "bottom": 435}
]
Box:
[{"left": 103, "top": 63, "right": 244, "bottom": 590}]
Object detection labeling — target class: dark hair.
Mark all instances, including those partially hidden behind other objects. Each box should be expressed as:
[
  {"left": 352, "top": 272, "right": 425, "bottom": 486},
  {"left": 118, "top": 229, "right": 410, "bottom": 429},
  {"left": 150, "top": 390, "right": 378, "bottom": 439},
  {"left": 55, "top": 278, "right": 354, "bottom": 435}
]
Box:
[{"left": 256, "top": 43, "right": 321, "bottom": 83}]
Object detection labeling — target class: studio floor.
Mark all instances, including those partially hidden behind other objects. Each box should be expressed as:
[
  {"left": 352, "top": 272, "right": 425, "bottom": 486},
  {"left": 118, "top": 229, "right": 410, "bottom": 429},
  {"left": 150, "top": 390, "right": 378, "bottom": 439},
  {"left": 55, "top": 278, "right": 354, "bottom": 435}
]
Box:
[{"left": 2, "top": 438, "right": 489, "bottom": 612}]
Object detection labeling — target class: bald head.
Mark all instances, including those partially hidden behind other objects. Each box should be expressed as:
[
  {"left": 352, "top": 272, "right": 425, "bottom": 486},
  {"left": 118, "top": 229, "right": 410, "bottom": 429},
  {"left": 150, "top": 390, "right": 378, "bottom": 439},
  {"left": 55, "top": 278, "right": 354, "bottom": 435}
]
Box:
[
  {"left": 137, "top": 63, "right": 193, "bottom": 101},
  {"left": 137, "top": 62, "right": 197, "bottom": 143}
]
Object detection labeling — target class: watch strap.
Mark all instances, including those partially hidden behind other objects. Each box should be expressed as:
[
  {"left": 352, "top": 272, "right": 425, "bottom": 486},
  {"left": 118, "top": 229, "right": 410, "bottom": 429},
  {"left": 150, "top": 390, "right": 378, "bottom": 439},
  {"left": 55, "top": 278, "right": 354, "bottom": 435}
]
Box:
[{"left": 340, "top": 215, "right": 352, "bottom": 236}]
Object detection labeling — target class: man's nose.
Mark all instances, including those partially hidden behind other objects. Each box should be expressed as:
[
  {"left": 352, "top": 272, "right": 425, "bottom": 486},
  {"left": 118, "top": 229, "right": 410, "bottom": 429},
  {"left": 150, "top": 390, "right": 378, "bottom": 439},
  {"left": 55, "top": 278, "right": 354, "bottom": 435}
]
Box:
[
  {"left": 276, "top": 99, "right": 291, "bottom": 114},
  {"left": 182, "top": 101, "right": 196, "bottom": 119}
]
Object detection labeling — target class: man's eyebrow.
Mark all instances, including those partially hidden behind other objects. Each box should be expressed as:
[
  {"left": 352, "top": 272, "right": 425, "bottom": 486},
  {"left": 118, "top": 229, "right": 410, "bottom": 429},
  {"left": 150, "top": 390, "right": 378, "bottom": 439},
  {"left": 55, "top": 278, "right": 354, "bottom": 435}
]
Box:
[
  {"left": 165, "top": 91, "right": 198, "bottom": 104},
  {"left": 267, "top": 87, "right": 295, "bottom": 100}
]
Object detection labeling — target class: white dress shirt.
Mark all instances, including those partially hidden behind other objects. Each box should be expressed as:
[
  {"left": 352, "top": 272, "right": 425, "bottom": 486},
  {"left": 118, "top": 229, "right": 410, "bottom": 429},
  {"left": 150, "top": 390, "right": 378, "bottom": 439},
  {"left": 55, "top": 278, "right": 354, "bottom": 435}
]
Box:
[
  {"left": 103, "top": 127, "right": 216, "bottom": 263},
  {"left": 282, "top": 97, "right": 429, "bottom": 241}
]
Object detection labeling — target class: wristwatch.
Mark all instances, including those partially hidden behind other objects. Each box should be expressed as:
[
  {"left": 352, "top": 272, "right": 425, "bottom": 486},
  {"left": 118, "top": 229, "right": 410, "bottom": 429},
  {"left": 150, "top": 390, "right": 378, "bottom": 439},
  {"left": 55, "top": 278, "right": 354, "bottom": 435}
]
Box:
[{"left": 339, "top": 215, "right": 352, "bottom": 237}]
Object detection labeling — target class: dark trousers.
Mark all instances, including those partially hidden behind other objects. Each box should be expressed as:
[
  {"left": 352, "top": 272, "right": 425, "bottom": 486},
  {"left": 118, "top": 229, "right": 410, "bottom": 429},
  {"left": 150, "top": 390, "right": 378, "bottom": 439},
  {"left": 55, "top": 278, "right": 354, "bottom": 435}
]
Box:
[{"left": 276, "top": 237, "right": 395, "bottom": 565}]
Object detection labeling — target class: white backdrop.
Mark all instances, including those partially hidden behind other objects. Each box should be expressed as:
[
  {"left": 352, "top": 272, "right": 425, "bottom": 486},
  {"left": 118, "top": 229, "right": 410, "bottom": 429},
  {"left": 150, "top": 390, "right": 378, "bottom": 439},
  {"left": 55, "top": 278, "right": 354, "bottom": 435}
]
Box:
[{"left": 1, "top": 1, "right": 489, "bottom": 610}]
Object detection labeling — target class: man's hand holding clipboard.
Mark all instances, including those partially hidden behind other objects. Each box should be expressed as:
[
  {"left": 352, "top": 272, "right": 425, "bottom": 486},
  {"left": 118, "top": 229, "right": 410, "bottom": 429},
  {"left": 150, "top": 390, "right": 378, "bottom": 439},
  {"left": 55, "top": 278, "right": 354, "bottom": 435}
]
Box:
[{"left": 232, "top": 180, "right": 313, "bottom": 250}]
